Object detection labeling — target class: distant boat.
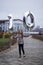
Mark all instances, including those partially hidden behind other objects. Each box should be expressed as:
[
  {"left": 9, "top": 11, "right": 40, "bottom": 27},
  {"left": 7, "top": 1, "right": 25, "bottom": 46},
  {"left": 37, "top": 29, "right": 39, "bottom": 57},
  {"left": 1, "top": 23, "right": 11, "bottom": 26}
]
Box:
[
  {"left": 32, "top": 27, "right": 43, "bottom": 34},
  {"left": 39, "top": 28, "right": 43, "bottom": 32},
  {"left": 39, "top": 28, "right": 43, "bottom": 34}
]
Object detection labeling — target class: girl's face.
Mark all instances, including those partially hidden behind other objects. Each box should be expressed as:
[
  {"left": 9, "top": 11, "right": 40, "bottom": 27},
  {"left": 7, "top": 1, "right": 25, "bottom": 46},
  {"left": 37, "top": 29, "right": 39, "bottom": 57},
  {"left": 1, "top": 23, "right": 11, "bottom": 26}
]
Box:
[
  {"left": 18, "top": 30, "right": 23, "bottom": 34},
  {"left": 18, "top": 30, "right": 23, "bottom": 38}
]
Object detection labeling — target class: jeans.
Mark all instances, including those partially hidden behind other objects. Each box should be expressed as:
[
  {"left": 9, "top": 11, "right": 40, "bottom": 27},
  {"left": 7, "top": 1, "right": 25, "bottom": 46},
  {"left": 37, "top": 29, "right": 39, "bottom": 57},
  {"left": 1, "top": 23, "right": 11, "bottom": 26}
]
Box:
[{"left": 18, "top": 44, "right": 25, "bottom": 56}]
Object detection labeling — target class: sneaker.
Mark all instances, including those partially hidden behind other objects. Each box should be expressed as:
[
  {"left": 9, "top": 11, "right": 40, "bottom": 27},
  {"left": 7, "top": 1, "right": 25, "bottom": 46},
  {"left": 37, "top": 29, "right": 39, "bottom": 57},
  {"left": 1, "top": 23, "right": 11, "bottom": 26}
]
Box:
[
  {"left": 19, "top": 55, "right": 21, "bottom": 58},
  {"left": 23, "top": 54, "right": 26, "bottom": 57}
]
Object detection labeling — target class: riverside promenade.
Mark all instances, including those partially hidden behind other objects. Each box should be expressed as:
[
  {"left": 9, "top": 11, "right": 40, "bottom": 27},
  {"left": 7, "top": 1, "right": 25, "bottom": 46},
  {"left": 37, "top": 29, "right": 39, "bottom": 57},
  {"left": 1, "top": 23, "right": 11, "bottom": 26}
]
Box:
[{"left": 0, "top": 36, "right": 43, "bottom": 65}]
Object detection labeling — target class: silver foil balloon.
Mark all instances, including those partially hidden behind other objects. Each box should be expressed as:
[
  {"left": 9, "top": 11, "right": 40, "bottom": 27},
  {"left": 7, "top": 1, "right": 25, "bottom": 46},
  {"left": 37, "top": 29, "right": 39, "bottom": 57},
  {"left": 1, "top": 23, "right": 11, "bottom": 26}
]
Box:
[{"left": 23, "top": 11, "right": 35, "bottom": 31}]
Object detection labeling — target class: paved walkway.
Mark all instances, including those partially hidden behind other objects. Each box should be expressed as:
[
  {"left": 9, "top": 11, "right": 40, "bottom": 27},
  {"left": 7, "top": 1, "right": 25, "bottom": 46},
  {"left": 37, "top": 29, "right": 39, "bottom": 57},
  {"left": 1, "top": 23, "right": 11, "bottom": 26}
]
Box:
[{"left": 0, "top": 36, "right": 43, "bottom": 65}]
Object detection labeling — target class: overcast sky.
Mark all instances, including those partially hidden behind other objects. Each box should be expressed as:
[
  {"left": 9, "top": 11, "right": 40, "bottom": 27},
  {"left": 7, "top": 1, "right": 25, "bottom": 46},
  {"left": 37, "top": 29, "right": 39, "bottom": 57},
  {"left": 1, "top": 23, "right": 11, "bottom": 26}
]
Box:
[{"left": 0, "top": 0, "right": 43, "bottom": 27}]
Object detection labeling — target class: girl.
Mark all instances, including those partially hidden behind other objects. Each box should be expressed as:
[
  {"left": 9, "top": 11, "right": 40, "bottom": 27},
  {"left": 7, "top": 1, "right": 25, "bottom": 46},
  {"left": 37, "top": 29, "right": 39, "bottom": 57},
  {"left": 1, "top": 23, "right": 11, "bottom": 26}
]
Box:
[{"left": 14, "top": 29, "right": 29, "bottom": 58}]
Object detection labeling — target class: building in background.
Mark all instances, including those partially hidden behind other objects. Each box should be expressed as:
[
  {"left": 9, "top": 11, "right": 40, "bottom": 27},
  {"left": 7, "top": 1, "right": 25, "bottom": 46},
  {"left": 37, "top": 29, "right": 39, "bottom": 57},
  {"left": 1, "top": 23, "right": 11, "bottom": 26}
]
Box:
[{"left": 0, "top": 19, "right": 28, "bottom": 32}]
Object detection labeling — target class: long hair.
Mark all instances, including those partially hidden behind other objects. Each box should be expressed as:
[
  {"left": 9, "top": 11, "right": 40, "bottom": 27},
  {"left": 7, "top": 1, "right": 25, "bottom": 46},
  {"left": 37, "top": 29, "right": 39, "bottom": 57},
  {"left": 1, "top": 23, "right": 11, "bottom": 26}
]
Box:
[{"left": 18, "top": 29, "right": 23, "bottom": 38}]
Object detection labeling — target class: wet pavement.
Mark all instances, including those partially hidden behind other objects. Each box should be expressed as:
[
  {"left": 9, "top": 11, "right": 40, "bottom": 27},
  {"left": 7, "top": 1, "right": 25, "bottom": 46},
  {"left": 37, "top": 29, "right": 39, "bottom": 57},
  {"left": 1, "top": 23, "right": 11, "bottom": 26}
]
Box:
[{"left": 0, "top": 36, "right": 43, "bottom": 65}]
